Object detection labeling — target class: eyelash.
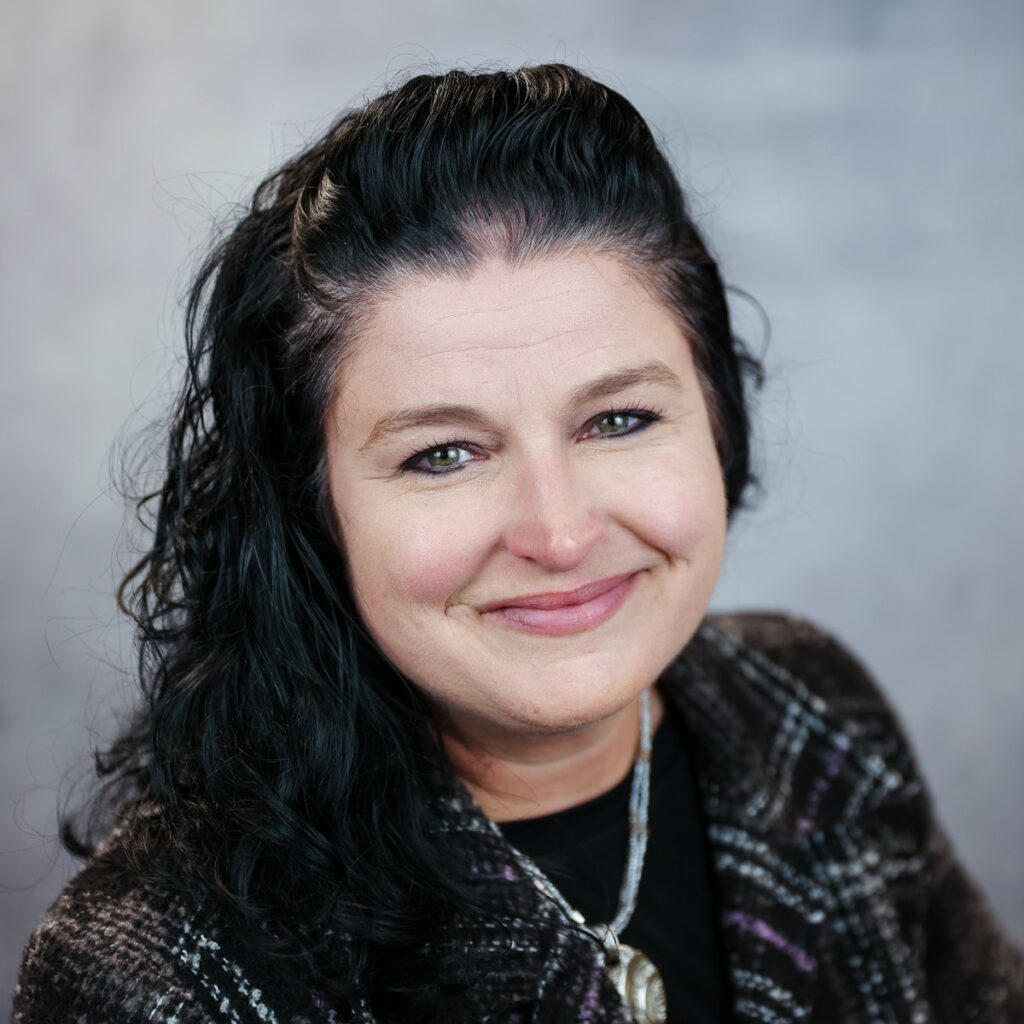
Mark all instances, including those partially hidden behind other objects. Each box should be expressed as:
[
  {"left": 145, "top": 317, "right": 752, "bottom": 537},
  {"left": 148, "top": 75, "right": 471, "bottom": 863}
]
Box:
[{"left": 398, "top": 402, "right": 664, "bottom": 477}]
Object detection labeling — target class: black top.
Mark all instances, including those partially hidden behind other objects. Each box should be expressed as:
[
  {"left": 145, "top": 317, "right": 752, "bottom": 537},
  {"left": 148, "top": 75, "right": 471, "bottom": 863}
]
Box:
[{"left": 498, "top": 687, "right": 729, "bottom": 1023}]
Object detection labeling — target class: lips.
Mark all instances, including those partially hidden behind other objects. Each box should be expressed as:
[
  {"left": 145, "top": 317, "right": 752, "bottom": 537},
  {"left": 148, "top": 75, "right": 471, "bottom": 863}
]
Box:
[
  {"left": 478, "top": 571, "right": 642, "bottom": 637},
  {"left": 478, "top": 572, "right": 638, "bottom": 612}
]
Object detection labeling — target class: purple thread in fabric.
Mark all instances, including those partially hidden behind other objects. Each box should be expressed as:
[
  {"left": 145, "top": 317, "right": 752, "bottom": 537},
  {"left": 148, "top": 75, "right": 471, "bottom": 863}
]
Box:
[
  {"left": 503, "top": 864, "right": 519, "bottom": 882},
  {"left": 577, "top": 957, "right": 604, "bottom": 1023},
  {"left": 824, "top": 744, "right": 846, "bottom": 777},
  {"left": 797, "top": 742, "right": 848, "bottom": 835},
  {"left": 723, "top": 911, "right": 817, "bottom": 973}
]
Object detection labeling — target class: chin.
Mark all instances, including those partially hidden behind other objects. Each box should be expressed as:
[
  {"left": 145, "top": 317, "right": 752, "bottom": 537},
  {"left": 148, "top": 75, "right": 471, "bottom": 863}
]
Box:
[{"left": 491, "top": 666, "right": 647, "bottom": 735}]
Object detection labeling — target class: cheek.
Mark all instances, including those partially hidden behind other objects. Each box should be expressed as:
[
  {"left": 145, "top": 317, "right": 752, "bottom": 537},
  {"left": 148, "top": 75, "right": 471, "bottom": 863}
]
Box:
[
  {"left": 344, "top": 500, "right": 487, "bottom": 615},
  {"left": 614, "top": 447, "right": 727, "bottom": 561}
]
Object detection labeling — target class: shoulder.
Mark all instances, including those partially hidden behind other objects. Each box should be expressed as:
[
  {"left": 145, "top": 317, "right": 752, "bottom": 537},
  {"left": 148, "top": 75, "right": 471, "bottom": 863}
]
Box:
[
  {"left": 14, "top": 855, "right": 219, "bottom": 1023},
  {"left": 700, "top": 608, "right": 909, "bottom": 739},
  {"left": 705, "top": 609, "right": 882, "bottom": 700},
  {"left": 12, "top": 852, "right": 321, "bottom": 1023},
  {"left": 681, "top": 608, "right": 930, "bottom": 841}
]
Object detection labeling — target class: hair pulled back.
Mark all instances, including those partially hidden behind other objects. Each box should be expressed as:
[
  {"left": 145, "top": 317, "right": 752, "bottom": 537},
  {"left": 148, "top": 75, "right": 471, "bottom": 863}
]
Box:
[{"left": 73, "top": 63, "right": 763, "bottom": 1020}]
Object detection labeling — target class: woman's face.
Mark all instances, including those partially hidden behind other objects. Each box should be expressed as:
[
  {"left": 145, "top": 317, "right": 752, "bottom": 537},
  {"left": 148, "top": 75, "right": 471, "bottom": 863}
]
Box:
[{"left": 325, "top": 250, "right": 727, "bottom": 739}]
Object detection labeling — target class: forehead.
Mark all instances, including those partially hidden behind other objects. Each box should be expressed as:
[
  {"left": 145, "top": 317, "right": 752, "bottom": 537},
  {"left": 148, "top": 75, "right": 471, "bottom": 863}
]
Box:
[{"left": 337, "top": 251, "right": 690, "bottom": 406}]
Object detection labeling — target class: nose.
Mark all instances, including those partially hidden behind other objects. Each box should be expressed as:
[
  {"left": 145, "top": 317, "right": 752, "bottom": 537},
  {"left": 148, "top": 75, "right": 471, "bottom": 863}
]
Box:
[{"left": 501, "top": 450, "right": 605, "bottom": 572}]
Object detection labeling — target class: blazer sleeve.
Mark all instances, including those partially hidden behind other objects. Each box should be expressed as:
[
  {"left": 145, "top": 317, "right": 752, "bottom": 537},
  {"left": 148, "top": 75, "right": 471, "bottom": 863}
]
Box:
[
  {"left": 722, "top": 611, "right": 1024, "bottom": 1021},
  {"left": 806, "top": 617, "right": 1024, "bottom": 1020},
  {"left": 922, "top": 822, "right": 1024, "bottom": 1020}
]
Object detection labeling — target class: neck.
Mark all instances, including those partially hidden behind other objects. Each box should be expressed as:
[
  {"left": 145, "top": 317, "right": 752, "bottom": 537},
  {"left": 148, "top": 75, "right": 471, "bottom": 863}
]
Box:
[{"left": 441, "top": 685, "right": 666, "bottom": 823}]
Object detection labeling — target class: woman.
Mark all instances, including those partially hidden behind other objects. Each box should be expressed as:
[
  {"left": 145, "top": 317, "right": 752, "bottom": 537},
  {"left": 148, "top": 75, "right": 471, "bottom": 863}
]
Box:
[{"left": 13, "top": 63, "right": 1023, "bottom": 1023}]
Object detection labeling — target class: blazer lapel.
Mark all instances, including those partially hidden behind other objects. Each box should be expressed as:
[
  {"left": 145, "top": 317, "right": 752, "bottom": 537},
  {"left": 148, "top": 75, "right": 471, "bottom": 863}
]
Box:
[
  {"left": 426, "top": 788, "right": 633, "bottom": 1023},
  {"left": 663, "top": 619, "right": 841, "bottom": 1023}
]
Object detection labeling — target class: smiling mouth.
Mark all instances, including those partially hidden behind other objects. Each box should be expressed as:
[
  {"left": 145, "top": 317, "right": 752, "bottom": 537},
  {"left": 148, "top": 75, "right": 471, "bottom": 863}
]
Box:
[{"left": 480, "top": 571, "right": 642, "bottom": 637}]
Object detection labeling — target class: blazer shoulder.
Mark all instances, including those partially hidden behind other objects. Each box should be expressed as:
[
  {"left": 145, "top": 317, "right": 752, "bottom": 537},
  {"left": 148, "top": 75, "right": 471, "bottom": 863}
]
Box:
[
  {"left": 698, "top": 608, "right": 929, "bottom": 809},
  {"left": 698, "top": 608, "right": 938, "bottom": 849},
  {"left": 703, "top": 608, "right": 894, "bottom": 716},
  {"left": 13, "top": 857, "right": 202, "bottom": 1022},
  {"left": 12, "top": 852, "right": 305, "bottom": 1024}
]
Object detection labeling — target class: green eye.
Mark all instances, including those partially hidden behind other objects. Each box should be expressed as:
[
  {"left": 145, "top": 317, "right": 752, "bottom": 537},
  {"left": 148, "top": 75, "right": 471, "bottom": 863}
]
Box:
[
  {"left": 595, "top": 412, "right": 634, "bottom": 435},
  {"left": 590, "top": 409, "right": 657, "bottom": 438},
  {"left": 425, "top": 446, "right": 470, "bottom": 469},
  {"left": 401, "top": 439, "right": 479, "bottom": 476}
]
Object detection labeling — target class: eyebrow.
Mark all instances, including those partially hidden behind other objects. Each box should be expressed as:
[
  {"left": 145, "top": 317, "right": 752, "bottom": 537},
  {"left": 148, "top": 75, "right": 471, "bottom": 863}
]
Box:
[{"left": 358, "top": 359, "right": 683, "bottom": 451}]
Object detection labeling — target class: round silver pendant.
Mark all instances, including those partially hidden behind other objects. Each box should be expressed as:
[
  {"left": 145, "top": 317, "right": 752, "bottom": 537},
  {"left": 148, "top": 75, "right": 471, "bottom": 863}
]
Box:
[{"left": 606, "top": 942, "right": 668, "bottom": 1024}]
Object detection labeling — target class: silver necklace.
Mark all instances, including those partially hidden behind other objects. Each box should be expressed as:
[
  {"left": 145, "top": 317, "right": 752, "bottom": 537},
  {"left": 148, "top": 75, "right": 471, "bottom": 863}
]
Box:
[{"left": 497, "top": 687, "right": 667, "bottom": 1023}]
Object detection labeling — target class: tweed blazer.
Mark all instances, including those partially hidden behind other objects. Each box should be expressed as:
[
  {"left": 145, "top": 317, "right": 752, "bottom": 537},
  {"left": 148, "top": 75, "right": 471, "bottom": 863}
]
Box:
[{"left": 13, "top": 612, "right": 1024, "bottom": 1022}]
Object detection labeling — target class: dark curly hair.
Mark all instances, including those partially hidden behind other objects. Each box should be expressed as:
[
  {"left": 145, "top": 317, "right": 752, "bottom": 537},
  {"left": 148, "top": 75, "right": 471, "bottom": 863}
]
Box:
[{"left": 68, "top": 63, "right": 764, "bottom": 1021}]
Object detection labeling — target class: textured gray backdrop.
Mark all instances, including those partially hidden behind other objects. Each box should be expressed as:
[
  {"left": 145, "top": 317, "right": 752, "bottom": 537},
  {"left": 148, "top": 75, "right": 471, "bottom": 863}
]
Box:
[{"left": 2, "top": 0, "right": 1022, "bottom": 1013}]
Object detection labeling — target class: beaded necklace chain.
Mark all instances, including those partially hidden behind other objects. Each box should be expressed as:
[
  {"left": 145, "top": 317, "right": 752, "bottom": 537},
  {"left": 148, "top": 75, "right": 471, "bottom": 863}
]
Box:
[{"left": 495, "top": 687, "right": 667, "bottom": 1023}]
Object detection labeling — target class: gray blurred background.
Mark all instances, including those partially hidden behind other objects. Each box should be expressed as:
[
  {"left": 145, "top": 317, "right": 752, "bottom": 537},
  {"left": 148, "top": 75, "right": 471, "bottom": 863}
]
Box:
[{"left": 2, "top": 0, "right": 1022, "bottom": 1012}]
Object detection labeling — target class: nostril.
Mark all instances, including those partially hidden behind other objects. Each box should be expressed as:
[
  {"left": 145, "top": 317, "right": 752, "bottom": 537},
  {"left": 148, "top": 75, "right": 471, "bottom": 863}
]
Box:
[{"left": 503, "top": 515, "right": 605, "bottom": 572}]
